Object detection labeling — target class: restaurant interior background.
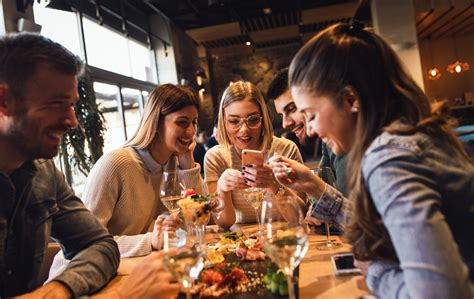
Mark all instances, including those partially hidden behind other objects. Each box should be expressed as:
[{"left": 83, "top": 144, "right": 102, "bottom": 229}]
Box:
[{"left": 1, "top": 0, "right": 472, "bottom": 195}]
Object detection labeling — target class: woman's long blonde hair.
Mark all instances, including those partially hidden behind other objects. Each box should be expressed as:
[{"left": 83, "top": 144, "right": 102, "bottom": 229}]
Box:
[
  {"left": 216, "top": 81, "right": 274, "bottom": 151},
  {"left": 289, "top": 23, "right": 471, "bottom": 262},
  {"left": 125, "top": 84, "right": 200, "bottom": 149}
]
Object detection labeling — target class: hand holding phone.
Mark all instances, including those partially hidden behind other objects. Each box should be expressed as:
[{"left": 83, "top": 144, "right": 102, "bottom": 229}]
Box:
[
  {"left": 242, "top": 149, "right": 264, "bottom": 167},
  {"left": 331, "top": 253, "right": 362, "bottom": 276}
]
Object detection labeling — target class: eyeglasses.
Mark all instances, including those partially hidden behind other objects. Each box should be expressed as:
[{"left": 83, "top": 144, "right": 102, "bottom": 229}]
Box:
[{"left": 225, "top": 114, "right": 262, "bottom": 130}]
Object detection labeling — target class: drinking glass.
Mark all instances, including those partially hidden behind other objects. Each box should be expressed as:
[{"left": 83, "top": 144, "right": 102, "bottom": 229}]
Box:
[
  {"left": 179, "top": 196, "right": 212, "bottom": 246},
  {"left": 161, "top": 223, "right": 205, "bottom": 299},
  {"left": 243, "top": 187, "right": 266, "bottom": 229},
  {"left": 160, "top": 170, "right": 183, "bottom": 214},
  {"left": 261, "top": 194, "right": 308, "bottom": 299},
  {"left": 314, "top": 167, "right": 342, "bottom": 251}
]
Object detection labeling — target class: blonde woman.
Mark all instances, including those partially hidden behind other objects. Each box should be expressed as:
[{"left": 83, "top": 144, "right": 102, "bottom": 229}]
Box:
[
  {"left": 204, "top": 81, "right": 305, "bottom": 229},
  {"left": 49, "top": 84, "right": 206, "bottom": 280}
]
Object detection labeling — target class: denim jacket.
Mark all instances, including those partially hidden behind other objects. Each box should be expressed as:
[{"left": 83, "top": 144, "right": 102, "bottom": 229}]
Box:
[
  {"left": 0, "top": 160, "right": 119, "bottom": 297},
  {"left": 312, "top": 130, "right": 474, "bottom": 298},
  {"left": 361, "top": 131, "right": 474, "bottom": 298}
]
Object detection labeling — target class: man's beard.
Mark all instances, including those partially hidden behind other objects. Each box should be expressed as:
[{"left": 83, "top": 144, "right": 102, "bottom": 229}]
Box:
[{"left": 7, "top": 122, "right": 59, "bottom": 161}]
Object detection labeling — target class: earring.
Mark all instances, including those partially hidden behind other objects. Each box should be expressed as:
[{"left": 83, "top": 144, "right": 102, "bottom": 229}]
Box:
[{"left": 351, "top": 107, "right": 359, "bottom": 113}]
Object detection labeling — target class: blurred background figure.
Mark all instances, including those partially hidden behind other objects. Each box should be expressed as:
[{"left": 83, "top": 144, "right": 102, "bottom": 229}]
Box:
[
  {"left": 194, "top": 127, "right": 208, "bottom": 175},
  {"left": 205, "top": 123, "right": 219, "bottom": 150}
]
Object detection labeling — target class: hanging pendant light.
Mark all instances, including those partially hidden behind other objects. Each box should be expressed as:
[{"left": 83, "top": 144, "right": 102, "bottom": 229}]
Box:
[
  {"left": 447, "top": 61, "right": 470, "bottom": 74},
  {"left": 447, "top": 35, "right": 470, "bottom": 75},
  {"left": 428, "top": 67, "right": 441, "bottom": 80},
  {"left": 426, "top": 36, "right": 441, "bottom": 81}
]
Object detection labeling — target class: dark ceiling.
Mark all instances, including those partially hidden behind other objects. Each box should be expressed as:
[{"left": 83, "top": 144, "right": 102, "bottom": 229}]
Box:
[
  {"left": 134, "top": 0, "right": 353, "bottom": 30},
  {"left": 42, "top": 0, "right": 366, "bottom": 49}
]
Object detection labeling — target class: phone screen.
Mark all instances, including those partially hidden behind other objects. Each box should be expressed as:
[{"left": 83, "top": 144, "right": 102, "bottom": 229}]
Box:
[{"left": 334, "top": 254, "right": 356, "bottom": 270}]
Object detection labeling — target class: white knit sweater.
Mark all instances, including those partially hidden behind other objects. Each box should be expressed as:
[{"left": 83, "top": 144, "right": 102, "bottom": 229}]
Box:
[{"left": 48, "top": 147, "right": 204, "bottom": 281}]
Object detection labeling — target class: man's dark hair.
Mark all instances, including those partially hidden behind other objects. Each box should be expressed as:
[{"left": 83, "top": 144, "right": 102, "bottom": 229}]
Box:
[
  {"left": 266, "top": 68, "right": 289, "bottom": 102},
  {"left": 0, "top": 32, "right": 84, "bottom": 99}
]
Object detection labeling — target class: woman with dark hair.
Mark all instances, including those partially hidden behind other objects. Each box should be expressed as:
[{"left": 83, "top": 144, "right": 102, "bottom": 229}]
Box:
[
  {"left": 272, "top": 23, "right": 473, "bottom": 298},
  {"left": 49, "top": 84, "right": 206, "bottom": 279}
]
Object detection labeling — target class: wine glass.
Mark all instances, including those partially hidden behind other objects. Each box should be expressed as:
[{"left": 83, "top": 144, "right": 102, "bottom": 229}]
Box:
[
  {"left": 243, "top": 187, "right": 266, "bottom": 229},
  {"left": 161, "top": 223, "right": 205, "bottom": 299},
  {"left": 160, "top": 170, "right": 183, "bottom": 215},
  {"left": 314, "top": 167, "right": 342, "bottom": 251},
  {"left": 261, "top": 194, "right": 308, "bottom": 299},
  {"left": 178, "top": 195, "right": 212, "bottom": 246}
]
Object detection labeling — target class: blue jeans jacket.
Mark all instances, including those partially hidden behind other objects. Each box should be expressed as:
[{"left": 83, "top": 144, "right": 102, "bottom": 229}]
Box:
[
  {"left": 311, "top": 131, "right": 474, "bottom": 298},
  {"left": 0, "top": 160, "right": 119, "bottom": 297}
]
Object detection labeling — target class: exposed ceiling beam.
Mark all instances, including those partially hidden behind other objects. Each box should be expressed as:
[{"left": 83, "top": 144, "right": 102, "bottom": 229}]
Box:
[{"left": 301, "top": 1, "right": 359, "bottom": 24}]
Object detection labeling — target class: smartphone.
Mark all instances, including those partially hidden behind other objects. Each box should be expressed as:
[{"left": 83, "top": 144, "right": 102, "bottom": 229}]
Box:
[
  {"left": 331, "top": 253, "right": 362, "bottom": 276},
  {"left": 242, "top": 149, "right": 264, "bottom": 167}
]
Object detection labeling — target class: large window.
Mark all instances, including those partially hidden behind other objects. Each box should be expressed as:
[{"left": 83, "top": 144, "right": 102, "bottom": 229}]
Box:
[
  {"left": 122, "top": 88, "right": 142, "bottom": 139},
  {"left": 32, "top": 4, "right": 158, "bottom": 193},
  {"left": 94, "top": 82, "right": 126, "bottom": 153},
  {"left": 33, "top": 3, "right": 83, "bottom": 57},
  {"left": 83, "top": 17, "right": 157, "bottom": 83}
]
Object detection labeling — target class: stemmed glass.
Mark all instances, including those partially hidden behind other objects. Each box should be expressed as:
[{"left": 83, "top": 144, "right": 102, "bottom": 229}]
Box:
[
  {"left": 160, "top": 170, "right": 183, "bottom": 215},
  {"left": 314, "top": 167, "right": 342, "bottom": 251},
  {"left": 261, "top": 194, "right": 308, "bottom": 299},
  {"left": 179, "top": 196, "right": 212, "bottom": 246},
  {"left": 161, "top": 223, "right": 205, "bottom": 299},
  {"left": 243, "top": 187, "right": 266, "bottom": 229}
]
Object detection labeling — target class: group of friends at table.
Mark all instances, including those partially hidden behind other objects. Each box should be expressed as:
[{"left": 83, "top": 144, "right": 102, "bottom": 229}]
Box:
[{"left": 0, "top": 21, "right": 473, "bottom": 299}]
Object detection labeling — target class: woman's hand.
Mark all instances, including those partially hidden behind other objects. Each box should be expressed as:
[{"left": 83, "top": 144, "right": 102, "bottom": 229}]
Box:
[
  {"left": 177, "top": 138, "right": 196, "bottom": 169},
  {"left": 217, "top": 168, "right": 248, "bottom": 193},
  {"left": 354, "top": 259, "right": 370, "bottom": 276},
  {"left": 241, "top": 163, "right": 276, "bottom": 189},
  {"left": 115, "top": 252, "right": 180, "bottom": 299},
  {"left": 269, "top": 155, "right": 326, "bottom": 198},
  {"left": 152, "top": 213, "right": 178, "bottom": 250}
]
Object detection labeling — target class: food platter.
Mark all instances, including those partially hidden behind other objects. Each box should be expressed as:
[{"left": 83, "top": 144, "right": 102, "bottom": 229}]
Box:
[{"left": 181, "top": 232, "right": 299, "bottom": 299}]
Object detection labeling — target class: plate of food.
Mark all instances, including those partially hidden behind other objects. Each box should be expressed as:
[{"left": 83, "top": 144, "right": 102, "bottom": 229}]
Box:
[{"left": 184, "top": 231, "right": 297, "bottom": 298}]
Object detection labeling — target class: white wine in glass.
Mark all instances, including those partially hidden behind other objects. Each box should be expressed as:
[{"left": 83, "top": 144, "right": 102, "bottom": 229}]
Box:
[
  {"left": 261, "top": 195, "right": 308, "bottom": 299},
  {"left": 243, "top": 187, "right": 266, "bottom": 229},
  {"left": 161, "top": 224, "right": 205, "bottom": 299},
  {"left": 160, "top": 170, "right": 183, "bottom": 214}
]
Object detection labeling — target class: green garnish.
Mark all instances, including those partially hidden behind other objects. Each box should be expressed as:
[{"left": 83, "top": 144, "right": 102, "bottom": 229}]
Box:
[{"left": 223, "top": 231, "right": 244, "bottom": 241}]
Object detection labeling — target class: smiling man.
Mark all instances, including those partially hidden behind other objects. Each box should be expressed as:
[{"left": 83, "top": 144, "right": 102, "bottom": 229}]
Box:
[
  {"left": 267, "top": 68, "right": 320, "bottom": 162},
  {"left": 267, "top": 68, "right": 349, "bottom": 195},
  {"left": 0, "top": 32, "right": 120, "bottom": 298}
]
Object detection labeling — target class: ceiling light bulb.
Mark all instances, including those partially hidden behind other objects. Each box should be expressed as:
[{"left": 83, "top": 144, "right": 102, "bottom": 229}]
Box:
[
  {"left": 245, "top": 41, "right": 251, "bottom": 46},
  {"left": 428, "top": 67, "right": 441, "bottom": 80},
  {"left": 447, "top": 61, "right": 470, "bottom": 74}
]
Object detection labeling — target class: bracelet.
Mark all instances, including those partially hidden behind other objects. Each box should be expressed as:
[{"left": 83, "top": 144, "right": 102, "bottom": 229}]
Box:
[{"left": 272, "top": 185, "right": 286, "bottom": 197}]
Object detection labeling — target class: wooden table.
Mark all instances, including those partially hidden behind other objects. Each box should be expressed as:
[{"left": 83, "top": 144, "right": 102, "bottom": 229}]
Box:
[{"left": 99, "top": 225, "right": 371, "bottom": 298}]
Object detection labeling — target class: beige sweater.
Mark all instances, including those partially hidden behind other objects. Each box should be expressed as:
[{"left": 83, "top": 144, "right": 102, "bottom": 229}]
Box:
[
  {"left": 204, "top": 136, "right": 303, "bottom": 223},
  {"left": 48, "top": 147, "right": 204, "bottom": 280}
]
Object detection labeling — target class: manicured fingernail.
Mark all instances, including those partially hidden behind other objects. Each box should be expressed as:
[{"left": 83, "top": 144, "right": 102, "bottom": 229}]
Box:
[
  {"left": 242, "top": 166, "right": 246, "bottom": 170},
  {"left": 241, "top": 172, "right": 245, "bottom": 176},
  {"left": 246, "top": 164, "right": 253, "bottom": 167}
]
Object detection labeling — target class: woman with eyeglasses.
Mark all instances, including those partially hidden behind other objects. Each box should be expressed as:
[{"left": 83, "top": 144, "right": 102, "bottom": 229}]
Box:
[{"left": 204, "top": 81, "right": 306, "bottom": 229}]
